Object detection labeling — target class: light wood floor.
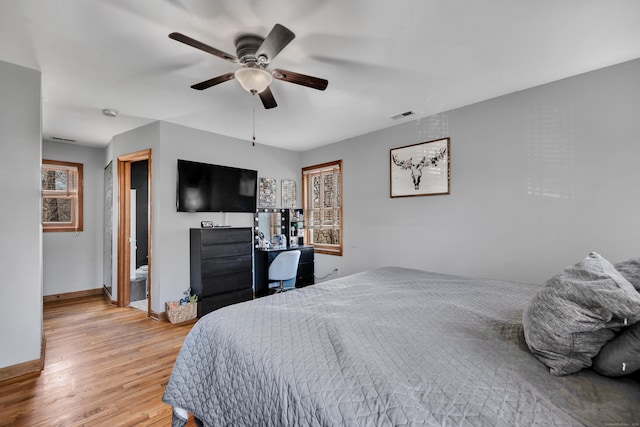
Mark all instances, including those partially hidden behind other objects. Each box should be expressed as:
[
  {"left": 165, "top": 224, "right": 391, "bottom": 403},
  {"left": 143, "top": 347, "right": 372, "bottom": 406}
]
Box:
[{"left": 0, "top": 295, "right": 198, "bottom": 426}]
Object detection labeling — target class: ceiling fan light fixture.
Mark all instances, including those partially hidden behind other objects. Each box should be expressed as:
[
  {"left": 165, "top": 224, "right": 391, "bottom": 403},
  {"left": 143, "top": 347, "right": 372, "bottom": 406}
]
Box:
[{"left": 235, "top": 67, "right": 272, "bottom": 94}]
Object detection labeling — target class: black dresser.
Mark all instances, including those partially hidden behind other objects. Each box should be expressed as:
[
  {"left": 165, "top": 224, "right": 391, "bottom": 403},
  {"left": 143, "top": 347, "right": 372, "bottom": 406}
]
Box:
[
  {"left": 254, "top": 246, "right": 314, "bottom": 297},
  {"left": 190, "top": 227, "right": 253, "bottom": 317}
]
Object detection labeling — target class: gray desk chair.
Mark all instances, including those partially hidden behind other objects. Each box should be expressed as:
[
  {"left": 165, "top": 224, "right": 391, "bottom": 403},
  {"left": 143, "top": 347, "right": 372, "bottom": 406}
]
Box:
[{"left": 268, "top": 250, "right": 301, "bottom": 293}]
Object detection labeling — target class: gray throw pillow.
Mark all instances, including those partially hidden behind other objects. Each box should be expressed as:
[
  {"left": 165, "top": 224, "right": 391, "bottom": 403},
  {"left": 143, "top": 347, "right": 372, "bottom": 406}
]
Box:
[
  {"left": 523, "top": 252, "right": 640, "bottom": 376},
  {"left": 593, "top": 321, "right": 640, "bottom": 377},
  {"left": 614, "top": 257, "right": 640, "bottom": 291}
]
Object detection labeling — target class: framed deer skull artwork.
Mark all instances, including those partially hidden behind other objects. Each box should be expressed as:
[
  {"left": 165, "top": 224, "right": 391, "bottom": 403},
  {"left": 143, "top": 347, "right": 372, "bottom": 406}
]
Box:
[{"left": 390, "top": 137, "right": 450, "bottom": 198}]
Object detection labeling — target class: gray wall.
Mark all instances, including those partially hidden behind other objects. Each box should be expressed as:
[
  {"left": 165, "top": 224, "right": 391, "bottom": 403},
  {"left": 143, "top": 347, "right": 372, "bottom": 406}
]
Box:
[
  {"left": 110, "top": 121, "right": 302, "bottom": 313},
  {"left": 28, "top": 56, "right": 640, "bottom": 330},
  {"left": 42, "top": 140, "right": 104, "bottom": 296},
  {"left": 108, "top": 121, "right": 160, "bottom": 304},
  {"left": 0, "top": 60, "right": 42, "bottom": 369},
  {"left": 303, "top": 58, "right": 640, "bottom": 286}
]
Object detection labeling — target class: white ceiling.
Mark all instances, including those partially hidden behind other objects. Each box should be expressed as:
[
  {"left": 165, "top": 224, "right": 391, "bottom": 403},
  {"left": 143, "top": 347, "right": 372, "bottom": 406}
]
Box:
[{"left": 2, "top": 1, "right": 640, "bottom": 152}]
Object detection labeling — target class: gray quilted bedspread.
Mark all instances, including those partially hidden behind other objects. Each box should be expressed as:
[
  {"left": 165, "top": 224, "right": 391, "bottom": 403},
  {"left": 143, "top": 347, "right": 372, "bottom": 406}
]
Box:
[{"left": 163, "top": 267, "right": 640, "bottom": 426}]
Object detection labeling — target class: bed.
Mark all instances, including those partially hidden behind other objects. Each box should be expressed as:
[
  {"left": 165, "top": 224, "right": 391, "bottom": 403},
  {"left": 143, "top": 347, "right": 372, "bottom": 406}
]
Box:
[{"left": 163, "top": 266, "right": 640, "bottom": 426}]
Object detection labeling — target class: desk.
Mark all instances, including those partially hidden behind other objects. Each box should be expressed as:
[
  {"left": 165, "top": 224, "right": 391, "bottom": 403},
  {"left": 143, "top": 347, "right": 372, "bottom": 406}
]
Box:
[{"left": 254, "top": 246, "right": 314, "bottom": 297}]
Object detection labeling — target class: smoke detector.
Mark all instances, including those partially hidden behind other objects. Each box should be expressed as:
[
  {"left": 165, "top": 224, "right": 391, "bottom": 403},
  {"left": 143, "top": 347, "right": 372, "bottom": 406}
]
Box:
[{"left": 102, "top": 108, "right": 118, "bottom": 118}]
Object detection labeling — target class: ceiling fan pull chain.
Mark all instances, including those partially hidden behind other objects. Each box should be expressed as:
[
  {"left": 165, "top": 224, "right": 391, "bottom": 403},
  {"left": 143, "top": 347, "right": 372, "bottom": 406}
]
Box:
[{"left": 252, "top": 94, "right": 256, "bottom": 146}]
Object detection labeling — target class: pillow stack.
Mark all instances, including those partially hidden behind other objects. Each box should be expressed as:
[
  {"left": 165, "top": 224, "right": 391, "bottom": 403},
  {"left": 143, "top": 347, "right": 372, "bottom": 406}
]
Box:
[
  {"left": 522, "top": 252, "right": 640, "bottom": 376},
  {"left": 614, "top": 256, "right": 640, "bottom": 292},
  {"left": 592, "top": 321, "right": 640, "bottom": 376}
]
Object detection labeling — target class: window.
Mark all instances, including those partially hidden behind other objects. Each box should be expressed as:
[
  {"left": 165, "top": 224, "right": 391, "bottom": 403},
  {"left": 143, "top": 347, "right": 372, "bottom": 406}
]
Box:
[
  {"left": 302, "top": 160, "right": 342, "bottom": 256},
  {"left": 42, "top": 159, "right": 83, "bottom": 232}
]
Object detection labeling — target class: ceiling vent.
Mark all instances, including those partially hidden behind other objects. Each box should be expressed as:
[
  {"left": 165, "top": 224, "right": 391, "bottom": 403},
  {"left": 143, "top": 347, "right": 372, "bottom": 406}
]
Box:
[{"left": 390, "top": 111, "right": 415, "bottom": 120}]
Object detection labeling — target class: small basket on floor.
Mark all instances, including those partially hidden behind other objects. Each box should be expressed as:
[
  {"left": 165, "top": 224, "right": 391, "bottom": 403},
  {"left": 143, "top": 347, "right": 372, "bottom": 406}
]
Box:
[{"left": 166, "top": 301, "right": 197, "bottom": 324}]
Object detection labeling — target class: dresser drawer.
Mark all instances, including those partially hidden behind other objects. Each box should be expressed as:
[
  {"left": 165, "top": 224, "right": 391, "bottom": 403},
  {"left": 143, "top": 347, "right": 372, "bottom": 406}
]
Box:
[
  {"left": 197, "top": 288, "right": 253, "bottom": 317},
  {"left": 199, "top": 271, "right": 252, "bottom": 297},
  {"left": 297, "top": 262, "right": 313, "bottom": 279},
  {"left": 199, "top": 228, "right": 252, "bottom": 245},
  {"left": 299, "top": 247, "right": 314, "bottom": 263},
  {"left": 201, "top": 255, "right": 252, "bottom": 277},
  {"left": 296, "top": 274, "right": 314, "bottom": 287},
  {"left": 201, "top": 241, "right": 252, "bottom": 259}
]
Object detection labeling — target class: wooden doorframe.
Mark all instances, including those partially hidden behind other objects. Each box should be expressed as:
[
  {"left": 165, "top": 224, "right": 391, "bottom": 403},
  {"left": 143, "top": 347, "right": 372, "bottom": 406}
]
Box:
[{"left": 117, "top": 149, "right": 152, "bottom": 317}]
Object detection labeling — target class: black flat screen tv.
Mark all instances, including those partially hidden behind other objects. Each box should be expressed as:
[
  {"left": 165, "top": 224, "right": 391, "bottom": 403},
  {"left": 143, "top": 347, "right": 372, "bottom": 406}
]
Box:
[{"left": 177, "top": 159, "right": 257, "bottom": 213}]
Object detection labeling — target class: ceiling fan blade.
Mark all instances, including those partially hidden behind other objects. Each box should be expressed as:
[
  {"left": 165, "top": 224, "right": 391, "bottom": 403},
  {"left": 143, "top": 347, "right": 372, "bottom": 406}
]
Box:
[
  {"left": 272, "top": 69, "right": 328, "bottom": 91},
  {"left": 191, "top": 72, "right": 235, "bottom": 90},
  {"left": 255, "top": 24, "right": 295, "bottom": 64},
  {"left": 169, "top": 32, "right": 238, "bottom": 63},
  {"left": 258, "top": 87, "right": 277, "bottom": 109}
]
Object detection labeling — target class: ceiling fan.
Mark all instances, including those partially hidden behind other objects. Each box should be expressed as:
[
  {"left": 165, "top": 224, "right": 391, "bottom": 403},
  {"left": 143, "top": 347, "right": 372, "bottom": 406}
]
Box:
[{"left": 169, "top": 24, "right": 328, "bottom": 109}]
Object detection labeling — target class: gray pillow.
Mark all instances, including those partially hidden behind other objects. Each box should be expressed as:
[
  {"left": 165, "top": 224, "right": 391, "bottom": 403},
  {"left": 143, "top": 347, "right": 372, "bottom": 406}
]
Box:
[
  {"left": 523, "top": 252, "right": 640, "bottom": 376},
  {"left": 593, "top": 321, "right": 640, "bottom": 377},
  {"left": 614, "top": 257, "right": 640, "bottom": 291}
]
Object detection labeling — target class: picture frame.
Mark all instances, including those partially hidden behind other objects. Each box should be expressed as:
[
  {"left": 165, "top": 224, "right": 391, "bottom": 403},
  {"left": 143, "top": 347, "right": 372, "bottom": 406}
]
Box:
[
  {"left": 281, "top": 179, "right": 296, "bottom": 208},
  {"left": 390, "top": 137, "right": 450, "bottom": 198},
  {"left": 259, "top": 177, "right": 277, "bottom": 207}
]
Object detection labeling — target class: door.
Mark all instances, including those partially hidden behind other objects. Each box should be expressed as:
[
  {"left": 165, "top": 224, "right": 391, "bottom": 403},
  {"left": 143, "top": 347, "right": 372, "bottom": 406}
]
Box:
[{"left": 117, "top": 149, "right": 152, "bottom": 316}]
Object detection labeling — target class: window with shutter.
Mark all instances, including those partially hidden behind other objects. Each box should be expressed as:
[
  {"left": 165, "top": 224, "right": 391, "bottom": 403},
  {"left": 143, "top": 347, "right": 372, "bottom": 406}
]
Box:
[{"left": 302, "top": 160, "right": 342, "bottom": 256}]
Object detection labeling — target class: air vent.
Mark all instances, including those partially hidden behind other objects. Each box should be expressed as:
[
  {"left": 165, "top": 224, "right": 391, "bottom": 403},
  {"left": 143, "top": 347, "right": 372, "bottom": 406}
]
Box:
[
  {"left": 390, "top": 110, "right": 415, "bottom": 120},
  {"left": 50, "top": 136, "right": 76, "bottom": 143}
]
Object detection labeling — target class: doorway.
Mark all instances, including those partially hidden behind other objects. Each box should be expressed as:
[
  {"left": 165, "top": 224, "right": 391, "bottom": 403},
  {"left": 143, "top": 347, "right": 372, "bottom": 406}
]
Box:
[{"left": 117, "top": 149, "right": 152, "bottom": 317}]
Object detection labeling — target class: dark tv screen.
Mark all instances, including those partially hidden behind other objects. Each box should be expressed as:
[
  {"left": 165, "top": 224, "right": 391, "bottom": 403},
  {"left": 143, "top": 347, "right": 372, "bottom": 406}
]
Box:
[{"left": 177, "top": 159, "right": 257, "bottom": 213}]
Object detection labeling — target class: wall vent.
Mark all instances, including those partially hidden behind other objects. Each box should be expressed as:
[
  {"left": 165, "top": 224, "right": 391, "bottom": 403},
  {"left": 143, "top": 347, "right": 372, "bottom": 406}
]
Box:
[
  {"left": 50, "top": 136, "right": 76, "bottom": 143},
  {"left": 390, "top": 111, "right": 415, "bottom": 120}
]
